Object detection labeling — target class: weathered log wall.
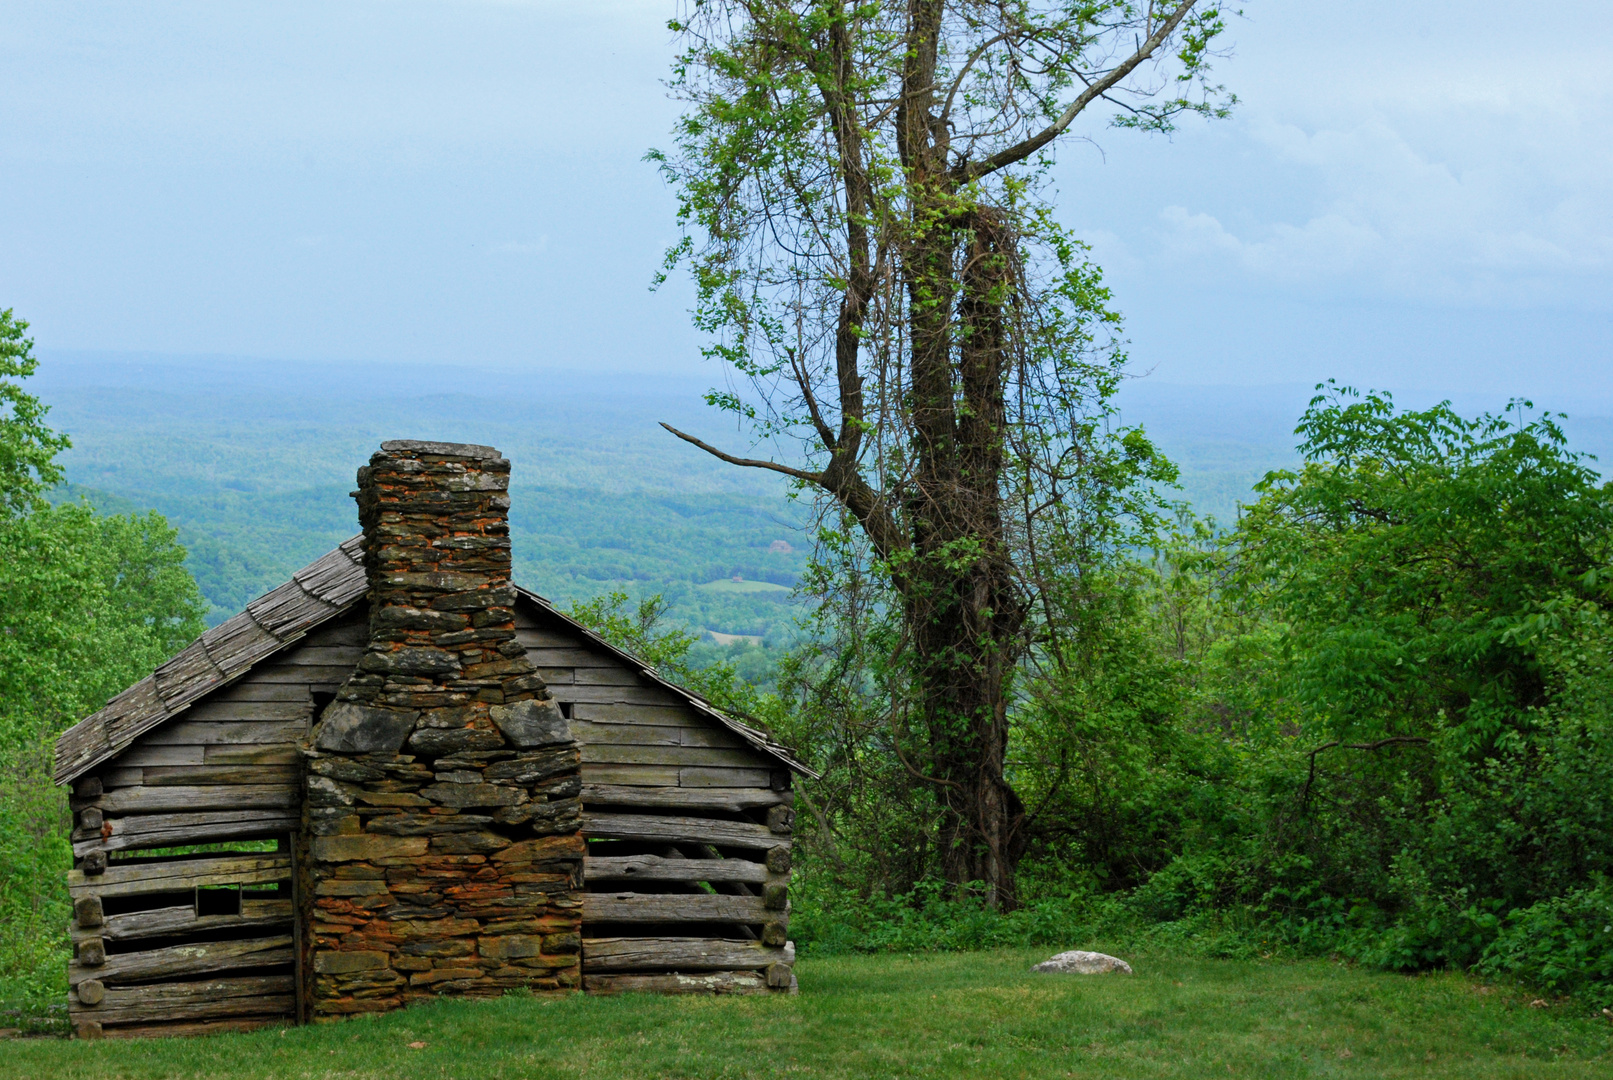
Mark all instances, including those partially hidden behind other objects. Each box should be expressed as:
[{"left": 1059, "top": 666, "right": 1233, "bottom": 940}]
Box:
[
  {"left": 515, "top": 604, "right": 797, "bottom": 995},
  {"left": 64, "top": 610, "right": 367, "bottom": 1039}
]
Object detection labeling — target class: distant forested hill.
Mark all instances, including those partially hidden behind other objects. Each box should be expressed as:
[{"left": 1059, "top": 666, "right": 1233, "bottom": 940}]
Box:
[{"left": 34, "top": 352, "right": 1613, "bottom": 636}]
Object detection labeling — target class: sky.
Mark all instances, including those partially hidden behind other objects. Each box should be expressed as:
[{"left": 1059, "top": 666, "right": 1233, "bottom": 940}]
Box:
[{"left": 1, "top": 1, "right": 1609, "bottom": 408}]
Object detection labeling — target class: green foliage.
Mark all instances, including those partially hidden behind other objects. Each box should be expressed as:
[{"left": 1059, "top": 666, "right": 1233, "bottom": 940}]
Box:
[
  {"left": 0, "top": 309, "right": 70, "bottom": 517},
  {"left": 0, "top": 329, "right": 207, "bottom": 1026},
  {"left": 0, "top": 505, "right": 206, "bottom": 740},
  {"left": 563, "top": 591, "right": 781, "bottom": 726},
  {"left": 1479, "top": 880, "right": 1613, "bottom": 1008},
  {"left": 1237, "top": 383, "right": 1613, "bottom": 752}
]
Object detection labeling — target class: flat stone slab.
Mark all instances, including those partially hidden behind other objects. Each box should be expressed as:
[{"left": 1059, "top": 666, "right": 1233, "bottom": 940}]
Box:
[{"left": 1032, "top": 950, "right": 1133, "bottom": 975}]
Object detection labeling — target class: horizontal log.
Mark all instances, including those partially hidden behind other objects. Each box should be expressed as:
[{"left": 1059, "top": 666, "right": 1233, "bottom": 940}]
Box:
[
  {"left": 572, "top": 668, "right": 644, "bottom": 687},
  {"left": 583, "top": 785, "right": 789, "bottom": 813},
  {"left": 115, "top": 745, "right": 205, "bottom": 767},
  {"left": 138, "top": 765, "right": 300, "bottom": 788},
  {"left": 581, "top": 745, "right": 762, "bottom": 768},
  {"left": 70, "top": 854, "right": 292, "bottom": 899},
  {"left": 73, "top": 809, "right": 297, "bottom": 856},
  {"left": 180, "top": 701, "right": 310, "bottom": 722},
  {"left": 277, "top": 645, "right": 363, "bottom": 666},
  {"left": 571, "top": 704, "right": 699, "bottom": 727},
  {"left": 582, "top": 937, "right": 792, "bottom": 972},
  {"left": 580, "top": 764, "right": 681, "bottom": 787},
  {"left": 71, "top": 934, "right": 292, "bottom": 986},
  {"left": 100, "top": 1017, "right": 288, "bottom": 1039},
  {"left": 552, "top": 685, "right": 685, "bottom": 706},
  {"left": 583, "top": 892, "right": 773, "bottom": 924},
  {"left": 681, "top": 767, "right": 775, "bottom": 788},
  {"left": 70, "top": 975, "right": 294, "bottom": 1025},
  {"left": 74, "top": 900, "right": 292, "bottom": 944},
  {"left": 584, "top": 813, "right": 787, "bottom": 851},
  {"left": 204, "top": 744, "right": 300, "bottom": 766},
  {"left": 571, "top": 721, "right": 681, "bottom": 747},
  {"left": 532, "top": 667, "right": 573, "bottom": 685},
  {"left": 247, "top": 663, "right": 353, "bottom": 685},
  {"left": 138, "top": 720, "right": 308, "bottom": 747},
  {"left": 209, "top": 682, "right": 312, "bottom": 704},
  {"left": 302, "top": 618, "right": 368, "bottom": 647},
  {"left": 523, "top": 647, "right": 623, "bottom": 669},
  {"left": 583, "top": 970, "right": 767, "bottom": 995},
  {"left": 88, "top": 785, "right": 299, "bottom": 815},
  {"left": 513, "top": 628, "right": 577, "bottom": 648},
  {"left": 585, "top": 855, "right": 767, "bottom": 885}
]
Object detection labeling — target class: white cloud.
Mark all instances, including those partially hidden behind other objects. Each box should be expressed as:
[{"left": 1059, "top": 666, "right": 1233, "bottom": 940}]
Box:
[{"left": 1144, "top": 28, "right": 1613, "bottom": 310}]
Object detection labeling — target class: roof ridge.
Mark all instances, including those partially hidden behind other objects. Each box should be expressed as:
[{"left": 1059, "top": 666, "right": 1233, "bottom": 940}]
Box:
[
  {"left": 54, "top": 539, "right": 817, "bottom": 785},
  {"left": 52, "top": 538, "right": 368, "bottom": 786}
]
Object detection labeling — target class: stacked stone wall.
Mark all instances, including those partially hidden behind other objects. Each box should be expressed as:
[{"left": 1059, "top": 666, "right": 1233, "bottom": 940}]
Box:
[{"left": 300, "top": 440, "right": 583, "bottom": 1020}]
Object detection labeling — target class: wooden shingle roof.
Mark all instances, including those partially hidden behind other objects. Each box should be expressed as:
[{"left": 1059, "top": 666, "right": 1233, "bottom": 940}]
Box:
[{"left": 53, "top": 538, "right": 815, "bottom": 785}]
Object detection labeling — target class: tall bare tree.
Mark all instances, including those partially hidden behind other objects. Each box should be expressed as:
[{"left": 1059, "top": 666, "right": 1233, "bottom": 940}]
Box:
[{"left": 655, "top": 1, "right": 1233, "bottom": 906}]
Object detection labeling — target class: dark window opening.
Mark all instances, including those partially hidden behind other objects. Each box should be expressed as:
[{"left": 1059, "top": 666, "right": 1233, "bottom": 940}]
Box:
[
  {"left": 311, "top": 690, "right": 337, "bottom": 717},
  {"left": 196, "top": 885, "right": 242, "bottom": 918}
]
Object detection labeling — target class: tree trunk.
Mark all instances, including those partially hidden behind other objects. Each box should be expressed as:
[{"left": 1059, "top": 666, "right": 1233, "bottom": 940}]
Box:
[{"left": 900, "top": 204, "right": 1028, "bottom": 908}]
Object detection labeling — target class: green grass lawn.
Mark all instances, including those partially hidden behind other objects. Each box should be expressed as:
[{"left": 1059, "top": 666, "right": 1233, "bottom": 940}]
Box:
[{"left": 4, "top": 950, "right": 1611, "bottom": 1079}]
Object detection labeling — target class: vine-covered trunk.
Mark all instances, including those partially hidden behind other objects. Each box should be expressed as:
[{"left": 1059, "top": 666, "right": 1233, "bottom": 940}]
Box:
[{"left": 903, "top": 204, "right": 1028, "bottom": 907}]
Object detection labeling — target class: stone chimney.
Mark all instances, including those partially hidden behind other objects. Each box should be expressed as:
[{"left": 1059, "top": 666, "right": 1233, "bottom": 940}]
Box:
[{"left": 300, "top": 441, "right": 582, "bottom": 1021}]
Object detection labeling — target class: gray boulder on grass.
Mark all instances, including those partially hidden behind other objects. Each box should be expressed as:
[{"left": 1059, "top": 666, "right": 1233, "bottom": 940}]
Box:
[{"left": 1033, "top": 950, "right": 1133, "bottom": 975}]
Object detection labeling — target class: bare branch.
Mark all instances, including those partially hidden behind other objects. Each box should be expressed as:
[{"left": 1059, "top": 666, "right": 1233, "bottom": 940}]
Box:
[
  {"left": 955, "top": 0, "right": 1198, "bottom": 183},
  {"left": 659, "top": 422, "right": 825, "bottom": 485}
]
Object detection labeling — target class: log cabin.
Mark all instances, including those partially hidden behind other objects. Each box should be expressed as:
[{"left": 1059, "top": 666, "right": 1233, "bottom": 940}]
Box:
[{"left": 52, "top": 440, "right": 813, "bottom": 1039}]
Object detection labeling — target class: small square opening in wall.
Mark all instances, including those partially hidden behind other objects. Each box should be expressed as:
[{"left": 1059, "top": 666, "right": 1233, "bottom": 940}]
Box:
[{"left": 195, "top": 885, "right": 242, "bottom": 918}]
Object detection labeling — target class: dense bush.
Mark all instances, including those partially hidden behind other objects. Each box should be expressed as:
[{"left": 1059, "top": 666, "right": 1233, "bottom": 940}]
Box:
[{"left": 776, "top": 387, "right": 1613, "bottom": 1008}]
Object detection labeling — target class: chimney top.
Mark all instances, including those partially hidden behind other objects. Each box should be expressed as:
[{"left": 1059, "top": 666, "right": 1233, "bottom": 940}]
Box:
[{"left": 378, "top": 439, "right": 504, "bottom": 460}]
